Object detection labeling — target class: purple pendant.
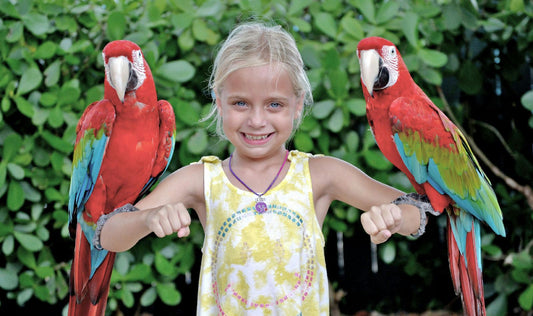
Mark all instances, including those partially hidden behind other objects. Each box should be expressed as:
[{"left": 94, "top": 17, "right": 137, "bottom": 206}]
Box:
[{"left": 255, "top": 201, "right": 267, "bottom": 213}]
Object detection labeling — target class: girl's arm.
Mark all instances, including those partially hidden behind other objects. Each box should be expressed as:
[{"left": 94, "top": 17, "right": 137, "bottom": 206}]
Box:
[
  {"left": 99, "top": 163, "right": 205, "bottom": 252},
  {"left": 310, "top": 156, "right": 421, "bottom": 242}
]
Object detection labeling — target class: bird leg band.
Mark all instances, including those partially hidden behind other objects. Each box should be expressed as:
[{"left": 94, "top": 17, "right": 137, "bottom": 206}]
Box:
[
  {"left": 93, "top": 203, "right": 139, "bottom": 250},
  {"left": 392, "top": 193, "right": 438, "bottom": 238}
]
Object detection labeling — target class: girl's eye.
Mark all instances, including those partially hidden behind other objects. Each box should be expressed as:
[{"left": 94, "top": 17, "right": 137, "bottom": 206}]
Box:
[
  {"left": 269, "top": 102, "right": 281, "bottom": 108},
  {"left": 235, "top": 101, "right": 247, "bottom": 107}
]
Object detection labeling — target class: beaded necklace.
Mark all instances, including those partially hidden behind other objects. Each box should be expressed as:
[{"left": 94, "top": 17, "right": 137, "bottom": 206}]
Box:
[{"left": 228, "top": 150, "right": 289, "bottom": 213}]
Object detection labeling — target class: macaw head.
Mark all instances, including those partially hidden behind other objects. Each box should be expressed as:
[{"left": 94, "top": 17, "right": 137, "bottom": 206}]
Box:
[
  {"left": 357, "top": 37, "right": 409, "bottom": 98},
  {"left": 102, "top": 40, "right": 148, "bottom": 103}
]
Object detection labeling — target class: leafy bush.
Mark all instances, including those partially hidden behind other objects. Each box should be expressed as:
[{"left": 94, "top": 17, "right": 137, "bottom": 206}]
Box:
[{"left": 0, "top": 0, "right": 532, "bottom": 314}]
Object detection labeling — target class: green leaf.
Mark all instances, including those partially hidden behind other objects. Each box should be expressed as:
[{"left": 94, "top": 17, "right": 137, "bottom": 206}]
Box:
[
  {"left": 419, "top": 49, "right": 448, "bottom": 68},
  {"left": 345, "top": 131, "right": 360, "bottom": 152},
  {"left": 328, "top": 217, "right": 347, "bottom": 232},
  {"left": 312, "top": 100, "right": 335, "bottom": 119},
  {"left": 288, "top": 17, "right": 311, "bottom": 33},
  {"left": 288, "top": 0, "right": 312, "bottom": 16},
  {"left": 40, "top": 92, "right": 57, "bottom": 107},
  {"left": 294, "top": 132, "right": 314, "bottom": 152},
  {"left": 518, "top": 284, "right": 533, "bottom": 310},
  {"left": 376, "top": 1, "right": 400, "bottom": 24},
  {"left": 346, "top": 98, "right": 366, "bottom": 116},
  {"left": 41, "top": 131, "right": 72, "bottom": 154},
  {"left": 140, "top": 287, "right": 157, "bottom": 306},
  {"left": 379, "top": 241, "right": 396, "bottom": 264},
  {"left": 44, "top": 60, "right": 61, "bottom": 87},
  {"left": 48, "top": 106, "right": 64, "bottom": 128},
  {"left": 351, "top": 0, "right": 375, "bottom": 24},
  {"left": 121, "top": 287, "right": 135, "bottom": 308},
  {"left": 486, "top": 294, "right": 507, "bottom": 316},
  {"left": 178, "top": 29, "right": 195, "bottom": 51},
  {"left": 14, "top": 96, "right": 35, "bottom": 118},
  {"left": 22, "top": 182, "right": 42, "bottom": 203},
  {"left": 442, "top": 4, "right": 462, "bottom": 31},
  {"left": 34, "top": 41, "right": 58, "bottom": 59},
  {"left": 22, "top": 12, "right": 49, "bottom": 36},
  {"left": 17, "top": 288, "right": 33, "bottom": 306},
  {"left": 313, "top": 12, "right": 337, "bottom": 39},
  {"left": 187, "top": 129, "right": 208, "bottom": 155},
  {"left": 2, "top": 235, "right": 14, "bottom": 255},
  {"left": 340, "top": 15, "right": 363, "bottom": 40},
  {"left": 154, "top": 253, "right": 176, "bottom": 276},
  {"left": 417, "top": 67, "right": 442, "bottom": 86},
  {"left": 7, "top": 163, "right": 24, "bottom": 180},
  {"left": 0, "top": 268, "right": 18, "bottom": 290},
  {"left": 156, "top": 282, "right": 181, "bottom": 305},
  {"left": 326, "top": 69, "right": 348, "bottom": 100},
  {"left": 3, "top": 133, "right": 23, "bottom": 162},
  {"left": 17, "top": 67, "right": 43, "bottom": 95},
  {"left": 192, "top": 18, "right": 209, "bottom": 41},
  {"left": 58, "top": 80, "right": 81, "bottom": 106},
  {"left": 0, "top": 163, "right": 6, "bottom": 188},
  {"left": 7, "top": 181, "right": 24, "bottom": 211},
  {"left": 6, "top": 22, "right": 23, "bottom": 43},
  {"left": 35, "top": 266, "right": 54, "bottom": 279},
  {"left": 175, "top": 99, "right": 200, "bottom": 125},
  {"left": 327, "top": 108, "right": 344, "bottom": 132},
  {"left": 195, "top": 0, "right": 224, "bottom": 17},
  {"left": 124, "top": 264, "right": 151, "bottom": 282},
  {"left": 521, "top": 90, "right": 533, "bottom": 111},
  {"left": 363, "top": 149, "right": 393, "bottom": 171},
  {"left": 157, "top": 60, "right": 195, "bottom": 83},
  {"left": 106, "top": 11, "right": 126, "bottom": 41},
  {"left": 14, "top": 231, "right": 43, "bottom": 252},
  {"left": 402, "top": 12, "right": 419, "bottom": 48}
]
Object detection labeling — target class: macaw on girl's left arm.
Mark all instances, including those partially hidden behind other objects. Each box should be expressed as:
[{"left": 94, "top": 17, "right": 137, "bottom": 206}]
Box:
[{"left": 357, "top": 37, "right": 505, "bottom": 316}]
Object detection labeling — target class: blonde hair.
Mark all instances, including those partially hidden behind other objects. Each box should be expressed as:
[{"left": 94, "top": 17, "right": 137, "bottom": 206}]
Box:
[{"left": 204, "top": 22, "right": 313, "bottom": 139}]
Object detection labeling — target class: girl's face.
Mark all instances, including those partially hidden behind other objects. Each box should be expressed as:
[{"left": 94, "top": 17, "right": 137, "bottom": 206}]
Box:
[{"left": 216, "top": 64, "right": 303, "bottom": 160}]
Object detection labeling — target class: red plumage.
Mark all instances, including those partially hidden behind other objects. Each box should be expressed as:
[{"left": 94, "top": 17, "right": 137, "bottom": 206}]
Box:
[
  {"left": 68, "top": 40, "right": 175, "bottom": 315},
  {"left": 357, "top": 37, "right": 504, "bottom": 315}
]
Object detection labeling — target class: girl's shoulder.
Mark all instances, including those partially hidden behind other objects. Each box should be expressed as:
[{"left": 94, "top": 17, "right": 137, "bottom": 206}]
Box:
[{"left": 198, "top": 155, "right": 221, "bottom": 164}]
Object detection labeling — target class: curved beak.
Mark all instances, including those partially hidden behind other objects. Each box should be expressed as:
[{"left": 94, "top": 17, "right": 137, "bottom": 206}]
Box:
[
  {"left": 359, "top": 49, "right": 381, "bottom": 98},
  {"left": 107, "top": 56, "right": 130, "bottom": 102}
]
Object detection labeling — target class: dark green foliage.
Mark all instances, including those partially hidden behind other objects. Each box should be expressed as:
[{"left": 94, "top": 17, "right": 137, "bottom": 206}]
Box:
[{"left": 0, "top": 0, "right": 532, "bottom": 314}]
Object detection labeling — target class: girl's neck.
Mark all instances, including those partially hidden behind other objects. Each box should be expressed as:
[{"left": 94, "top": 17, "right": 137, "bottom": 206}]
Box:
[
  {"left": 225, "top": 148, "right": 289, "bottom": 192},
  {"left": 229, "top": 148, "right": 288, "bottom": 172}
]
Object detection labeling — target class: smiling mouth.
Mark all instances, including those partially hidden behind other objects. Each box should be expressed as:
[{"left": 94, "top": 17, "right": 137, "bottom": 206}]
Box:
[{"left": 243, "top": 133, "right": 272, "bottom": 141}]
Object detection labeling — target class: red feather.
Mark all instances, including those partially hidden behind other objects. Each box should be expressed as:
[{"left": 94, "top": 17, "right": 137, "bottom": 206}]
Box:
[
  {"left": 358, "top": 36, "right": 504, "bottom": 316},
  {"left": 68, "top": 40, "right": 175, "bottom": 315}
]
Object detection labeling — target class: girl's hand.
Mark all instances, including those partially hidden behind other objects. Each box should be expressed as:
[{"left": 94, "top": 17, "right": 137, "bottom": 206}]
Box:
[
  {"left": 145, "top": 203, "right": 191, "bottom": 238},
  {"left": 360, "top": 203, "right": 402, "bottom": 244}
]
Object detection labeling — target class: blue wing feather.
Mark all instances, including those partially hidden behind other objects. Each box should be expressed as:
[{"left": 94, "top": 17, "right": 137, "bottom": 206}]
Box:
[{"left": 389, "top": 98, "right": 505, "bottom": 237}]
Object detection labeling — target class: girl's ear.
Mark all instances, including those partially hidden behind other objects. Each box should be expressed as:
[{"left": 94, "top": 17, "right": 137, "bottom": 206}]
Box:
[
  {"left": 214, "top": 91, "right": 222, "bottom": 114},
  {"left": 296, "top": 93, "right": 305, "bottom": 118}
]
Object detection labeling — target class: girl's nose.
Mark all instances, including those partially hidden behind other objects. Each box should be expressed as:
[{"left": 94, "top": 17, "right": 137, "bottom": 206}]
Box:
[{"left": 248, "top": 106, "right": 267, "bottom": 127}]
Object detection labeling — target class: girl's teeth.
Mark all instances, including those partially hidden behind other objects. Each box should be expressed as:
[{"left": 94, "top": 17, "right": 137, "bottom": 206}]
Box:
[{"left": 246, "top": 134, "right": 268, "bottom": 140}]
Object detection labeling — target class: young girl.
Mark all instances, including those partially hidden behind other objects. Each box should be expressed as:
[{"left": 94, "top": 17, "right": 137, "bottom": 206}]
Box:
[{"left": 97, "top": 22, "right": 431, "bottom": 315}]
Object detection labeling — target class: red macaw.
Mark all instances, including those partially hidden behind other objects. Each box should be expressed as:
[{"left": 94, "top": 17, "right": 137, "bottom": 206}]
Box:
[
  {"left": 68, "top": 40, "right": 176, "bottom": 315},
  {"left": 357, "top": 37, "right": 505, "bottom": 315}
]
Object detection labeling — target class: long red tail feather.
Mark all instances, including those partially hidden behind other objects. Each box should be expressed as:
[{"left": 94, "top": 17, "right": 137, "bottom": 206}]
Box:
[
  {"left": 447, "top": 211, "right": 485, "bottom": 316},
  {"left": 69, "top": 223, "right": 115, "bottom": 316}
]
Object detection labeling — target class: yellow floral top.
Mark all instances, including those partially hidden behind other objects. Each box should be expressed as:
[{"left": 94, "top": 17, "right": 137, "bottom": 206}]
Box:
[{"left": 196, "top": 150, "right": 329, "bottom": 315}]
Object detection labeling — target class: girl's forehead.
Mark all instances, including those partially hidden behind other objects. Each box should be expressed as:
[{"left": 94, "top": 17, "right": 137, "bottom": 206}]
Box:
[{"left": 221, "top": 64, "right": 293, "bottom": 93}]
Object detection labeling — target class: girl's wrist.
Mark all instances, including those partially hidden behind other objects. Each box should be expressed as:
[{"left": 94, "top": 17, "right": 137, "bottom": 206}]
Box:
[
  {"left": 392, "top": 193, "right": 439, "bottom": 237},
  {"left": 94, "top": 203, "right": 140, "bottom": 250}
]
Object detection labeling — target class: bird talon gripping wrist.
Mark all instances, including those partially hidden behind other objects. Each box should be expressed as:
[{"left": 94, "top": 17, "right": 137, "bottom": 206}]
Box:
[
  {"left": 392, "top": 193, "right": 438, "bottom": 238},
  {"left": 93, "top": 203, "right": 139, "bottom": 250}
]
